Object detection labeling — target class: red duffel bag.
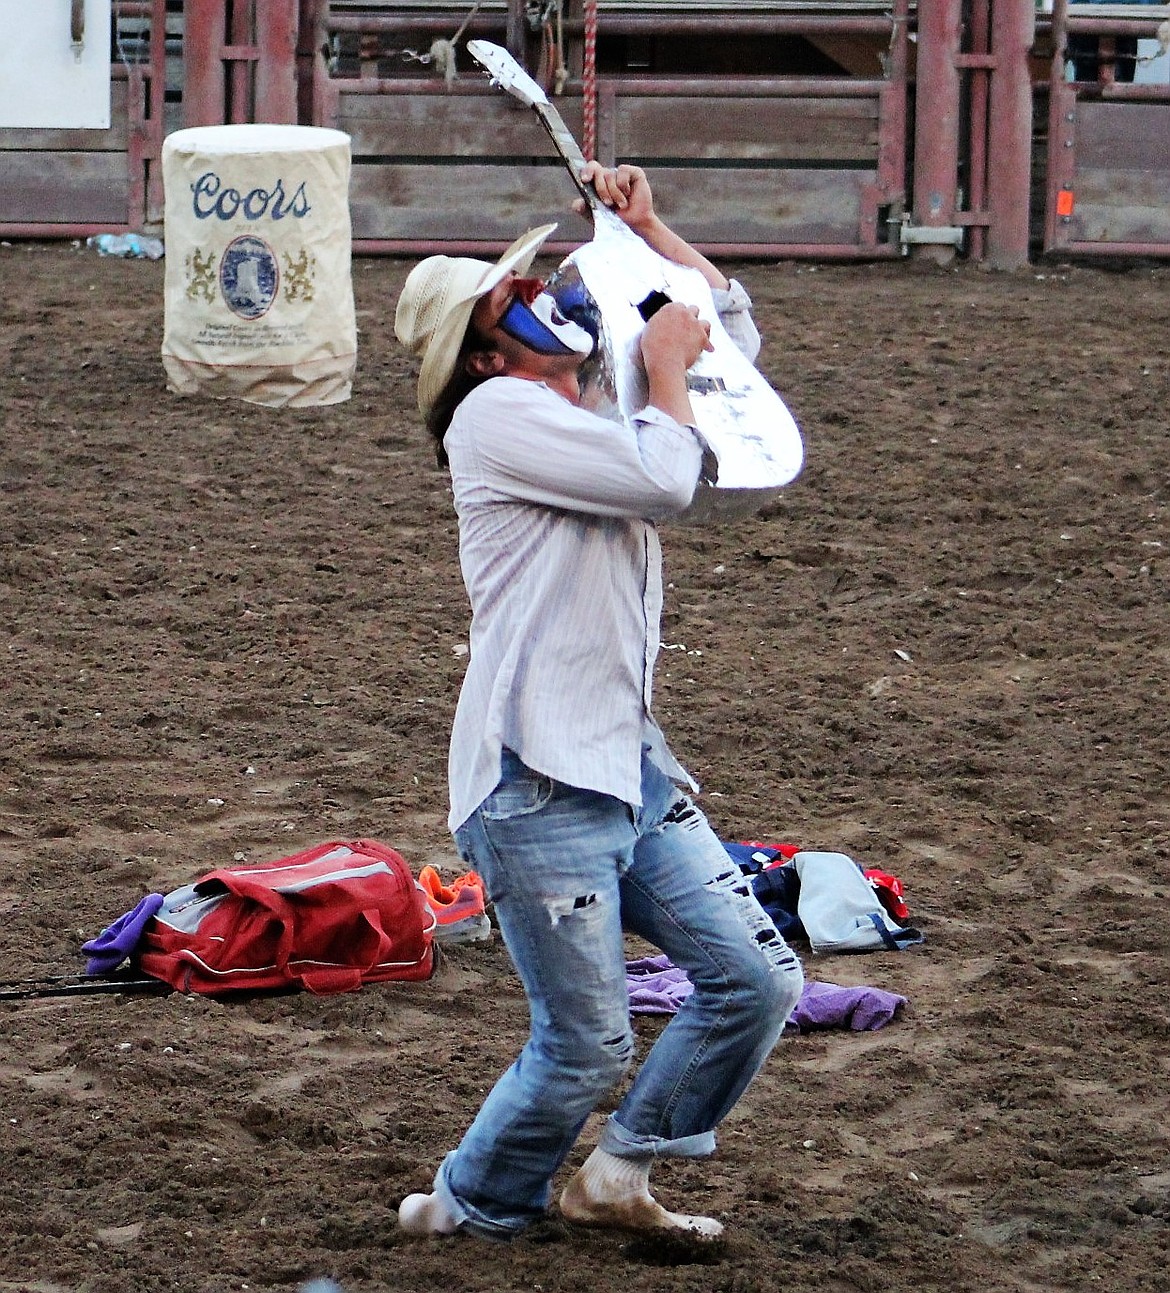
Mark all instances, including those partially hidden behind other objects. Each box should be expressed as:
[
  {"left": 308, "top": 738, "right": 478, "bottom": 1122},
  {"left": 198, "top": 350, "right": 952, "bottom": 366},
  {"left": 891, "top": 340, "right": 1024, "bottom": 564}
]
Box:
[{"left": 136, "top": 839, "right": 436, "bottom": 996}]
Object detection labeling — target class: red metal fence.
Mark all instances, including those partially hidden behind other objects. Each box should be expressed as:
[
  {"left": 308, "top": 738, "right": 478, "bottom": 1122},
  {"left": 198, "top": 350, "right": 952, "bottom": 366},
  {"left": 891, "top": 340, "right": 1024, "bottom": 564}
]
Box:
[
  {"left": 183, "top": 0, "right": 299, "bottom": 127},
  {"left": 911, "top": 0, "right": 1036, "bottom": 268},
  {"left": 1, "top": 1, "right": 1169, "bottom": 264}
]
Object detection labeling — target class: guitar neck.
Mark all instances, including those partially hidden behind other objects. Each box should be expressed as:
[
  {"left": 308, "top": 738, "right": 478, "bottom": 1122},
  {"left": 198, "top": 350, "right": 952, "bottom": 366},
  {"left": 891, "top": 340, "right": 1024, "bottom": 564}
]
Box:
[
  {"left": 465, "top": 41, "right": 610, "bottom": 222},
  {"left": 530, "top": 99, "right": 602, "bottom": 217}
]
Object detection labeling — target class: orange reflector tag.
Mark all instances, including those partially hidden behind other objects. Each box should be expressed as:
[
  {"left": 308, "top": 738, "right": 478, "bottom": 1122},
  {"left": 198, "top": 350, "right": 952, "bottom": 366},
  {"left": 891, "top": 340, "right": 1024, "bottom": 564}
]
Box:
[{"left": 1056, "top": 188, "right": 1075, "bottom": 217}]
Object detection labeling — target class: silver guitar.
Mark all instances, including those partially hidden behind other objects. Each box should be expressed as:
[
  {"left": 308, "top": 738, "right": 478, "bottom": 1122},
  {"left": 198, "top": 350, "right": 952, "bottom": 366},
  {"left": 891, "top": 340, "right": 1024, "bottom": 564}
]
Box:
[{"left": 467, "top": 40, "right": 804, "bottom": 523}]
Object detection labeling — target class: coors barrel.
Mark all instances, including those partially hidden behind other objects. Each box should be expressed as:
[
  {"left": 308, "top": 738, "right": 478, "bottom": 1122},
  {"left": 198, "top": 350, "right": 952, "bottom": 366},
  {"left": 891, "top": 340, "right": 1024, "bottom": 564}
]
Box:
[{"left": 160, "top": 124, "right": 356, "bottom": 407}]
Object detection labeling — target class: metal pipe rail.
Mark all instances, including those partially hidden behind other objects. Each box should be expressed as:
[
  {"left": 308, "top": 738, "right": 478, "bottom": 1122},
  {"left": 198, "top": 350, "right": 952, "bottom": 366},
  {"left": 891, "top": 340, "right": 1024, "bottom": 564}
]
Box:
[
  {"left": 1064, "top": 15, "right": 1170, "bottom": 35},
  {"left": 331, "top": 74, "right": 887, "bottom": 94},
  {"left": 324, "top": 12, "right": 900, "bottom": 34},
  {"left": 351, "top": 238, "right": 899, "bottom": 257}
]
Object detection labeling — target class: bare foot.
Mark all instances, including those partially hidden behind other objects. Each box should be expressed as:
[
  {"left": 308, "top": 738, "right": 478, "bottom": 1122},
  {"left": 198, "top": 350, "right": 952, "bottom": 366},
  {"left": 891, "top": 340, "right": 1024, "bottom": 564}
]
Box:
[
  {"left": 397, "top": 1192, "right": 459, "bottom": 1235},
  {"left": 560, "top": 1163, "right": 724, "bottom": 1238}
]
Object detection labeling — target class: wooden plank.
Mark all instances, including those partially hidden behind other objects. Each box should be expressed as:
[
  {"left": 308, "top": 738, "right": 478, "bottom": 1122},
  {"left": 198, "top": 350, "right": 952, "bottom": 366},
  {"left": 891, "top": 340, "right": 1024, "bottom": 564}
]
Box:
[
  {"left": 349, "top": 162, "right": 587, "bottom": 240},
  {"left": 1070, "top": 166, "right": 1170, "bottom": 243},
  {"left": 337, "top": 91, "right": 584, "bottom": 158},
  {"left": 0, "top": 82, "right": 130, "bottom": 151},
  {"left": 633, "top": 164, "right": 866, "bottom": 242},
  {"left": 615, "top": 95, "right": 880, "bottom": 162},
  {"left": 0, "top": 153, "right": 130, "bottom": 223},
  {"left": 348, "top": 160, "right": 866, "bottom": 244},
  {"left": 1076, "top": 102, "right": 1170, "bottom": 170},
  {"left": 337, "top": 90, "right": 879, "bottom": 165}
]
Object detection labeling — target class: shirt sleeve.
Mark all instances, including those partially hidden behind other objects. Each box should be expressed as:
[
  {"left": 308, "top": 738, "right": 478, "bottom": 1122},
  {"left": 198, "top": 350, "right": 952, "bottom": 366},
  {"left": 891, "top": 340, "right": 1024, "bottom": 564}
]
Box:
[
  {"left": 449, "top": 377, "right": 704, "bottom": 519},
  {"left": 711, "top": 277, "right": 762, "bottom": 364}
]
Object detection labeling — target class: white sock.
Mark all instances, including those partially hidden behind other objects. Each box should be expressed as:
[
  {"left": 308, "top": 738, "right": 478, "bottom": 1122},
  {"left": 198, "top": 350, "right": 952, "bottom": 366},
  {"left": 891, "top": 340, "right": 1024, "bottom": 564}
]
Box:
[
  {"left": 560, "top": 1147, "right": 724, "bottom": 1238},
  {"left": 397, "top": 1191, "right": 459, "bottom": 1235}
]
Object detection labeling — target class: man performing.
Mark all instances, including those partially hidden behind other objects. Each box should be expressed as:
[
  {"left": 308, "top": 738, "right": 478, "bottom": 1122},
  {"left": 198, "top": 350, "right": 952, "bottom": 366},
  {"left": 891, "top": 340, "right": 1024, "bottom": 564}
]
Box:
[{"left": 392, "top": 162, "right": 804, "bottom": 1240}]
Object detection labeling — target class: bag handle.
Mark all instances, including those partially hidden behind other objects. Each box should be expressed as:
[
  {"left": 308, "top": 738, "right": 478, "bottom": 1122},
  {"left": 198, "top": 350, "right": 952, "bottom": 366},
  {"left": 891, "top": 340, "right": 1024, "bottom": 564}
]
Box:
[
  {"left": 199, "top": 872, "right": 298, "bottom": 972},
  {"left": 298, "top": 907, "right": 396, "bottom": 995}
]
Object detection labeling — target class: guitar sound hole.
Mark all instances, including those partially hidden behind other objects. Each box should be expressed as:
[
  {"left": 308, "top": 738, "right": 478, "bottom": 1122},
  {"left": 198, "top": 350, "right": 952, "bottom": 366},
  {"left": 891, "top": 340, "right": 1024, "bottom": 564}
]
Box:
[{"left": 637, "top": 289, "right": 672, "bottom": 320}]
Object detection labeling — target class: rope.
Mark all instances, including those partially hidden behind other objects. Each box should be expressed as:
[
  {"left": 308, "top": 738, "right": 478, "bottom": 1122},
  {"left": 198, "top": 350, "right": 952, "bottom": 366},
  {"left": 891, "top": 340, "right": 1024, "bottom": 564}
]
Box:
[
  {"left": 583, "top": 0, "right": 598, "bottom": 160},
  {"left": 530, "top": 1, "right": 568, "bottom": 96},
  {"left": 406, "top": 0, "right": 486, "bottom": 86},
  {"left": 536, "top": 3, "right": 568, "bottom": 96},
  {"left": 555, "top": 1, "right": 567, "bottom": 93}
]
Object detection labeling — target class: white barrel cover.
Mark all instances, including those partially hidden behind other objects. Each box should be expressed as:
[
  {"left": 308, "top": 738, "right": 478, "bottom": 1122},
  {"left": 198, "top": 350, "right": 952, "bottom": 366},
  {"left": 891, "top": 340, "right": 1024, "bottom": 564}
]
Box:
[{"left": 161, "top": 124, "right": 356, "bottom": 407}]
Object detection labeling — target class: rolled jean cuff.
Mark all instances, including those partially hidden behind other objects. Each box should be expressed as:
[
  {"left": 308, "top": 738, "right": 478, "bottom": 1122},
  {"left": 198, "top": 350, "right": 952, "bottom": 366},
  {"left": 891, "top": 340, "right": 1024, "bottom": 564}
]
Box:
[
  {"left": 598, "top": 1114, "right": 717, "bottom": 1161},
  {"left": 434, "top": 1151, "right": 526, "bottom": 1241}
]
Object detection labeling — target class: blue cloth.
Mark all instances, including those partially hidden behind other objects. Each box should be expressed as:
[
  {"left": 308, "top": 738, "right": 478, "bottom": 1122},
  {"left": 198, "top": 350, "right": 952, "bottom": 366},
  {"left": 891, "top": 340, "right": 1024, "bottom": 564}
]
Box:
[
  {"left": 81, "top": 893, "right": 164, "bottom": 974},
  {"left": 721, "top": 842, "right": 805, "bottom": 939},
  {"left": 437, "top": 749, "right": 804, "bottom": 1238}
]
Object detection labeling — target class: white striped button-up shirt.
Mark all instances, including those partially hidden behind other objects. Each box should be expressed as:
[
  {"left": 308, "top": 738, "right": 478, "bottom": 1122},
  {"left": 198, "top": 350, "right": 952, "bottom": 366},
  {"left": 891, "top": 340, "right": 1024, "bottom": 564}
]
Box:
[{"left": 444, "top": 282, "right": 761, "bottom": 831}]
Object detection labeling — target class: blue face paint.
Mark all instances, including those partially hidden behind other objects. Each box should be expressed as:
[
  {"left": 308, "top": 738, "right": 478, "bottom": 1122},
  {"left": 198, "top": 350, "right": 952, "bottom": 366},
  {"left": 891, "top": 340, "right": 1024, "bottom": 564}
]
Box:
[
  {"left": 498, "top": 292, "right": 595, "bottom": 357},
  {"left": 551, "top": 279, "right": 602, "bottom": 347}
]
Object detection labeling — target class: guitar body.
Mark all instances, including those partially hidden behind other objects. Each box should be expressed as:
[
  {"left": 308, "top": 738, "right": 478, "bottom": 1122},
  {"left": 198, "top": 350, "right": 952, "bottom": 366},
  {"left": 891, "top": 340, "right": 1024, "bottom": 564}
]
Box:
[{"left": 467, "top": 42, "right": 803, "bottom": 522}]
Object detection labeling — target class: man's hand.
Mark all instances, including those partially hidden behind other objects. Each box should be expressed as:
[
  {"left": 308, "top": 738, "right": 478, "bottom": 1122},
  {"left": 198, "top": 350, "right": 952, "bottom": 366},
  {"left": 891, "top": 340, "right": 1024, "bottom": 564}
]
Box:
[
  {"left": 571, "top": 162, "right": 731, "bottom": 294},
  {"left": 640, "top": 302, "right": 712, "bottom": 373},
  {"left": 640, "top": 302, "right": 712, "bottom": 429},
  {"left": 573, "top": 162, "right": 656, "bottom": 235}
]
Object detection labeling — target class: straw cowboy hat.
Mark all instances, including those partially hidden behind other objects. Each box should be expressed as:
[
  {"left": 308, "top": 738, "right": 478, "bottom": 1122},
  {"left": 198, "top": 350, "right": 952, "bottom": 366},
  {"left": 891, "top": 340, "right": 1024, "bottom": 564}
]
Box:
[{"left": 394, "top": 223, "right": 558, "bottom": 418}]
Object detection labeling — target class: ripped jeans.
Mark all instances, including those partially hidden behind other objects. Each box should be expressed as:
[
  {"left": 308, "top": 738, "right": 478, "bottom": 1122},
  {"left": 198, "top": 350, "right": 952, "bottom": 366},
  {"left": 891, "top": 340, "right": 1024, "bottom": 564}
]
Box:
[{"left": 437, "top": 748, "right": 804, "bottom": 1238}]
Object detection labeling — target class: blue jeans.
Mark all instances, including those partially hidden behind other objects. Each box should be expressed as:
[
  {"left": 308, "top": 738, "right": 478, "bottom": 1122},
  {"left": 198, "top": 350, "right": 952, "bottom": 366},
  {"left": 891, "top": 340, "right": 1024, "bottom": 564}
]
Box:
[{"left": 436, "top": 748, "right": 804, "bottom": 1238}]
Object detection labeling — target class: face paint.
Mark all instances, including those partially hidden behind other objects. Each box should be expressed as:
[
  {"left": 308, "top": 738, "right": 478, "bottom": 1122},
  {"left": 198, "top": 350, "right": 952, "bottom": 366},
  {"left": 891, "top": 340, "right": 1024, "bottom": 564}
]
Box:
[{"left": 498, "top": 291, "right": 595, "bottom": 357}]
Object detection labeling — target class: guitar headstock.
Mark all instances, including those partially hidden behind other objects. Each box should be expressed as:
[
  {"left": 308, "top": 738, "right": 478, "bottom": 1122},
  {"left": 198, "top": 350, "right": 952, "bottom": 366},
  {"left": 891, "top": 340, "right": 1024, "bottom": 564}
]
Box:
[{"left": 467, "top": 40, "right": 550, "bottom": 109}]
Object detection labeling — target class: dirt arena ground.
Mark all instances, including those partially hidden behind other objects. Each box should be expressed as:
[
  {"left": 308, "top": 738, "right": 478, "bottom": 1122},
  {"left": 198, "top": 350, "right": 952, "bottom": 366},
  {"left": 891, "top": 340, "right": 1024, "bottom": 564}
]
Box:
[{"left": 0, "top": 242, "right": 1167, "bottom": 1293}]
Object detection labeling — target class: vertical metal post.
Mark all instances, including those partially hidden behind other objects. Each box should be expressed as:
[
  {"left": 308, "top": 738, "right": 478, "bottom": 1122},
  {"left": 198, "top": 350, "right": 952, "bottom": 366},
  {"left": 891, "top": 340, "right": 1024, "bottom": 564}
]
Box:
[
  {"left": 183, "top": 0, "right": 226, "bottom": 127},
  {"left": 256, "top": 0, "right": 300, "bottom": 123},
  {"left": 296, "top": 0, "right": 325, "bottom": 125},
  {"left": 878, "top": 0, "right": 910, "bottom": 226},
  {"left": 305, "top": 0, "right": 339, "bottom": 129},
  {"left": 985, "top": 0, "right": 1035, "bottom": 269},
  {"left": 1044, "top": 0, "right": 1077, "bottom": 253},
  {"left": 911, "top": 0, "right": 963, "bottom": 263},
  {"left": 145, "top": 0, "right": 169, "bottom": 221},
  {"left": 126, "top": 17, "right": 148, "bottom": 229},
  {"left": 229, "top": 0, "right": 252, "bottom": 123},
  {"left": 967, "top": 0, "right": 992, "bottom": 262}
]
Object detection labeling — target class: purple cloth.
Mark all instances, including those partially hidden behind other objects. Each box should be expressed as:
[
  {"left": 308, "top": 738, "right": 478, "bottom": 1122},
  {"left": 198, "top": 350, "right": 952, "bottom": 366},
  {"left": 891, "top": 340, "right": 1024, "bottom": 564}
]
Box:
[
  {"left": 82, "top": 893, "right": 165, "bottom": 974},
  {"left": 626, "top": 955, "right": 695, "bottom": 1014},
  {"left": 626, "top": 954, "right": 906, "bottom": 1032},
  {"left": 789, "top": 978, "right": 907, "bottom": 1032}
]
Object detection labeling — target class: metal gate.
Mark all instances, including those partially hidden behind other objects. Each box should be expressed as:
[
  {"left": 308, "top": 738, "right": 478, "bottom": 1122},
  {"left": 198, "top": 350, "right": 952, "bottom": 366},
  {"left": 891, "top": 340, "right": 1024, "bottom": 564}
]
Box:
[
  {"left": 7, "top": 1, "right": 1168, "bottom": 262},
  {"left": 303, "top": 0, "right": 913, "bottom": 258},
  {"left": 905, "top": 0, "right": 1036, "bottom": 268},
  {"left": 1043, "top": 0, "right": 1170, "bottom": 256}
]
